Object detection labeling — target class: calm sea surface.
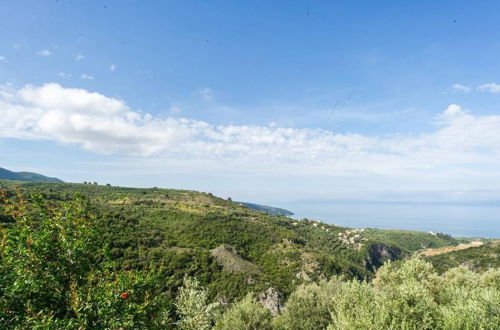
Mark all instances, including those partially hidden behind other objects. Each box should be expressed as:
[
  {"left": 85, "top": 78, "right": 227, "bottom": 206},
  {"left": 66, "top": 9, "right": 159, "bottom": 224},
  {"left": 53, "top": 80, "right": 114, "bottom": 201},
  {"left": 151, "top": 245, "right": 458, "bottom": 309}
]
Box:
[{"left": 278, "top": 201, "right": 500, "bottom": 238}]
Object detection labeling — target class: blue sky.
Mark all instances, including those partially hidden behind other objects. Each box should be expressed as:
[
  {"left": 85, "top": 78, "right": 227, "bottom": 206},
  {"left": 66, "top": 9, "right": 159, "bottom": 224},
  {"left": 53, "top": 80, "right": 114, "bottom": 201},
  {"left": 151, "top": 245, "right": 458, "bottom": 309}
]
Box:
[{"left": 1, "top": 1, "right": 500, "bottom": 205}]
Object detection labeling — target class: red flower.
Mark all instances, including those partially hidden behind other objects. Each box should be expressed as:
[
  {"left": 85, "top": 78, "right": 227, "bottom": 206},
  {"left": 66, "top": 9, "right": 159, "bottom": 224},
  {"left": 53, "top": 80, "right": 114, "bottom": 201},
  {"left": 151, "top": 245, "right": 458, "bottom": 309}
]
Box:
[
  {"left": 120, "top": 292, "right": 129, "bottom": 300},
  {"left": 26, "top": 239, "right": 33, "bottom": 246}
]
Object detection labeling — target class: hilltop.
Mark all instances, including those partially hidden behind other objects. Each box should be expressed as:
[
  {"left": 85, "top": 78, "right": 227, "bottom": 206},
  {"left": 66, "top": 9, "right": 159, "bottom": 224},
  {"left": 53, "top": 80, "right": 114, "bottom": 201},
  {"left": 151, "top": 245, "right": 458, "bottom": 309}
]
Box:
[
  {"left": 238, "top": 202, "right": 294, "bottom": 216},
  {"left": 0, "top": 166, "right": 63, "bottom": 183}
]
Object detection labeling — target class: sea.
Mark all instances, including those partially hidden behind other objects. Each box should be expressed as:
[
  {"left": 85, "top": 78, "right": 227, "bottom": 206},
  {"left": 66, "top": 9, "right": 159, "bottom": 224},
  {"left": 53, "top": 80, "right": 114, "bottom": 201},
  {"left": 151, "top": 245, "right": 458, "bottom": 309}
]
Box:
[{"left": 277, "top": 201, "right": 500, "bottom": 238}]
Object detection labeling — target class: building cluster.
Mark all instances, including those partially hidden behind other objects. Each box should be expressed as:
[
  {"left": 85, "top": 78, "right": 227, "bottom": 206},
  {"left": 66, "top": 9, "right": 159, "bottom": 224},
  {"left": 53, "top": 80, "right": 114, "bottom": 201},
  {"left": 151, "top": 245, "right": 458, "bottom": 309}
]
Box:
[{"left": 337, "top": 228, "right": 367, "bottom": 250}]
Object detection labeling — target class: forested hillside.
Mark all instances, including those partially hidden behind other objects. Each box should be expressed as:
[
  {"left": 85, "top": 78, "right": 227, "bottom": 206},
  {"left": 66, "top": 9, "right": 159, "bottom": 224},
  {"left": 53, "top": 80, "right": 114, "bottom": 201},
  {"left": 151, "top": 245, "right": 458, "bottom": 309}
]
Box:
[
  {"left": 1, "top": 180, "right": 497, "bottom": 329},
  {"left": 237, "top": 202, "right": 294, "bottom": 216},
  {"left": 0, "top": 180, "right": 459, "bottom": 297}
]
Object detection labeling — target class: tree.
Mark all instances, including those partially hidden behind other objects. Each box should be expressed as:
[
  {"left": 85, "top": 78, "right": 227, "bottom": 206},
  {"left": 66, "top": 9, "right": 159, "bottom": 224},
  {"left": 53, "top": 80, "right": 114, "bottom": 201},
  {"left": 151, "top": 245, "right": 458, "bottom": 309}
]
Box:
[
  {"left": 176, "top": 276, "right": 220, "bottom": 330},
  {"left": 216, "top": 293, "right": 272, "bottom": 330}
]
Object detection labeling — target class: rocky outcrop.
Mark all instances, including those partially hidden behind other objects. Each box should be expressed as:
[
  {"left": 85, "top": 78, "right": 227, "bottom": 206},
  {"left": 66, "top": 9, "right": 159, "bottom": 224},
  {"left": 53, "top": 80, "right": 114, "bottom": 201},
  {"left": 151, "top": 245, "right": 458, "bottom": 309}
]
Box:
[
  {"left": 364, "top": 243, "right": 402, "bottom": 272},
  {"left": 210, "top": 245, "right": 261, "bottom": 274},
  {"left": 258, "top": 288, "right": 283, "bottom": 315}
]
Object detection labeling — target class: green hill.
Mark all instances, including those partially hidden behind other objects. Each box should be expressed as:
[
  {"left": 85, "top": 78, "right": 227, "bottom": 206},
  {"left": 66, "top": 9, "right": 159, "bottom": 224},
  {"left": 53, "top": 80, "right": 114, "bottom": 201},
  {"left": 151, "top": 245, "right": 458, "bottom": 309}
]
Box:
[
  {"left": 238, "top": 202, "right": 294, "bottom": 216},
  {"left": 0, "top": 167, "right": 63, "bottom": 183},
  {"left": 0, "top": 179, "right": 458, "bottom": 299},
  {"left": 423, "top": 240, "right": 500, "bottom": 273},
  {"left": 0, "top": 179, "right": 495, "bottom": 329}
]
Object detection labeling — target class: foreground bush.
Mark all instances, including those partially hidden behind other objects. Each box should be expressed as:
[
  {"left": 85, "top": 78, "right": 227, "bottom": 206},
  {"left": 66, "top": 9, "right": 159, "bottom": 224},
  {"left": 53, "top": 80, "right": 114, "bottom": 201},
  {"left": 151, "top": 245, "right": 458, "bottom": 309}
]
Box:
[
  {"left": 0, "top": 192, "right": 173, "bottom": 328},
  {"left": 216, "top": 293, "right": 272, "bottom": 330},
  {"left": 274, "top": 258, "right": 500, "bottom": 330}
]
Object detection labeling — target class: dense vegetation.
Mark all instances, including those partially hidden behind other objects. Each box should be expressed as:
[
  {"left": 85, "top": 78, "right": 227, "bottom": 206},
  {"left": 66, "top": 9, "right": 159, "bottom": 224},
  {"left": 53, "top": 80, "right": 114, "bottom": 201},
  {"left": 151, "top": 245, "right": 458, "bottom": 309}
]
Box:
[
  {"left": 1, "top": 180, "right": 497, "bottom": 328},
  {"left": 425, "top": 241, "right": 500, "bottom": 274},
  {"left": 237, "top": 202, "right": 294, "bottom": 216}
]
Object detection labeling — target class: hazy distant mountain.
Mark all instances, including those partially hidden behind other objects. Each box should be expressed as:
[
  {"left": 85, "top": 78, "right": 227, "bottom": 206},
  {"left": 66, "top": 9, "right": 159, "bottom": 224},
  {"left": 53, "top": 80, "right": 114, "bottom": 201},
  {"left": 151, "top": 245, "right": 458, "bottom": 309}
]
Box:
[{"left": 0, "top": 167, "right": 63, "bottom": 183}]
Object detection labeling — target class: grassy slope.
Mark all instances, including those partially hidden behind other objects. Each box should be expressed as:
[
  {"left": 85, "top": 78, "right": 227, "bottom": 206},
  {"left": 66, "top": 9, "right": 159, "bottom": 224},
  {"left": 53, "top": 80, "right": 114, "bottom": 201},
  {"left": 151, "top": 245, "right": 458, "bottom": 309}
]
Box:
[
  {"left": 424, "top": 240, "right": 500, "bottom": 273},
  {"left": 0, "top": 179, "right": 461, "bottom": 300},
  {"left": 364, "top": 229, "right": 460, "bottom": 254}
]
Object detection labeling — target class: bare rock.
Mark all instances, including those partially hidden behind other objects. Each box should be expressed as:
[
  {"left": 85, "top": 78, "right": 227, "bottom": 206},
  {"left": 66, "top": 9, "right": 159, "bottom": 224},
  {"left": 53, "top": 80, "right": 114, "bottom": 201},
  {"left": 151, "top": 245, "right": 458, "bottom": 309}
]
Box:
[{"left": 258, "top": 287, "right": 283, "bottom": 316}]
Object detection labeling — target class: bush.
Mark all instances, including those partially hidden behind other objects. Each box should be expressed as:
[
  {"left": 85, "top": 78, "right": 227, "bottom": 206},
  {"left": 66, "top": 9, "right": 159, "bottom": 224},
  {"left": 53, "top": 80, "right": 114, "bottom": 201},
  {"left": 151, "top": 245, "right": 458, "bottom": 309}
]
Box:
[
  {"left": 273, "top": 279, "right": 342, "bottom": 329},
  {"left": 176, "top": 276, "right": 220, "bottom": 329},
  {"left": 216, "top": 293, "right": 272, "bottom": 330},
  {"left": 0, "top": 192, "right": 173, "bottom": 328}
]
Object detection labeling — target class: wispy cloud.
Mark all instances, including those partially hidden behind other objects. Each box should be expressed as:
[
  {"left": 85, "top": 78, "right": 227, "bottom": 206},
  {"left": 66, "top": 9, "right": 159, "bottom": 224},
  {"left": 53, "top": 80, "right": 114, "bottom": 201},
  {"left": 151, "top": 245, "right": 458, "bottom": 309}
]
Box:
[
  {"left": 478, "top": 82, "right": 500, "bottom": 94},
  {"left": 37, "top": 49, "right": 53, "bottom": 56},
  {"left": 109, "top": 64, "right": 116, "bottom": 71},
  {"left": 450, "top": 83, "right": 471, "bottom": 93},
  {"left": 197, "top": 88, "right": 214, "bottom": 102},
  {"left": 59, "top": 72, "right": 72, "bottom": 79},
  {"left": 0, "top": 56, "right": 6, "bottom": 61},
  {"left": 74, "top": 53, "right": 85, "bottom": 61},
  {"left": 80, "top": 74, "right": 94, "bottom": 80}
]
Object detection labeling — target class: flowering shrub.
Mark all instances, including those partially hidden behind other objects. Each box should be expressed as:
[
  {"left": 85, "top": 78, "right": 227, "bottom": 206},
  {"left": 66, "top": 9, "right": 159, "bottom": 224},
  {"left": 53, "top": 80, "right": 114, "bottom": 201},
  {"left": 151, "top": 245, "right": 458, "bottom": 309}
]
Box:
[{"left": 0, "top": 191, "right": 173, "bottom": 328}]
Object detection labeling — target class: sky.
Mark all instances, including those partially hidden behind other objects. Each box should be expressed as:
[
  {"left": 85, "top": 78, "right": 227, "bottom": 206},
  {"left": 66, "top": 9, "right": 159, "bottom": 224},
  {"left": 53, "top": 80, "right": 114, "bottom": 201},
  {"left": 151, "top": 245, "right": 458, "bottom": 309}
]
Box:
[{"left": 1, "top": 0, "right": 500, "bottom": 205}]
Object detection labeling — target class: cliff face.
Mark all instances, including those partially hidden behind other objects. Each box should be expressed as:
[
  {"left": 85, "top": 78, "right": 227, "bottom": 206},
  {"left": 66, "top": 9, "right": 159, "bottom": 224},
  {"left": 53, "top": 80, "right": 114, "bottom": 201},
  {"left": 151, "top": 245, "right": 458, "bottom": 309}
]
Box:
[{"left": 364, "top": 244, "right": 402, "bottom": 272}]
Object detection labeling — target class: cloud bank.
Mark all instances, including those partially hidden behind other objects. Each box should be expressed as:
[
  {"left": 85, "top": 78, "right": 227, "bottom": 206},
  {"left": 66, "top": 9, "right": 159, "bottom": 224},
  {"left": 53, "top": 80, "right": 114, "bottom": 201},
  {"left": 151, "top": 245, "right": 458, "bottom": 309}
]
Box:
[{"left": 1, "top": 83, "right": 500, "bottom": 178}]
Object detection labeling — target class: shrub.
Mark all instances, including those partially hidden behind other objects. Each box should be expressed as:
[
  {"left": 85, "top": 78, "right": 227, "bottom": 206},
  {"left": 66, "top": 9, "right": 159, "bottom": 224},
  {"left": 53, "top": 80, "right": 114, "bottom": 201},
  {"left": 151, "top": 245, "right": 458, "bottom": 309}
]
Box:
[
  {"left": 216, "top": 293, "right": 272, "bottom": 330},
  {"left": 176, "top": 276, "right": 220, "bottom": 329},
  {"left": 0, "top": 192, "right": 173, "bottom": 328}
]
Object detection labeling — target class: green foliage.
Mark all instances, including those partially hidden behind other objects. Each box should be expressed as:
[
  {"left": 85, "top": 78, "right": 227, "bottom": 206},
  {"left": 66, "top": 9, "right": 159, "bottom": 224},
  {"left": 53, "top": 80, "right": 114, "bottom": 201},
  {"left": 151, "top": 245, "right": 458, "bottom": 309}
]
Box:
[
  {"left": 216, "top": 294, "right": 272, "bottom": 330},
  {"left": 425, "top": 241, "right": 500, "bottom": 273},
  {"left": 273, "top": 280, "right": 339, "bottom": 330},
  {"left": 327, "top": 281, "right": 381, "bottom": 330},
  {"left": 1, "top": 181, "right": 498, "bottom": 329},
  {"left": 176, "top": 277, "right": 220, "bottom": 330},
  {"left": 434, "top": 267, "right": 500, "bottom": 329},
  {"left": 0, "top": 191, "right": 102, "bottom": 324},
  {"left": 0, "top": 191, "right": 173, "bottom": 328},
  {"left": 0, "top": 180, "right": 389, "bottom": 300},
  {"left": 238, "top": 202, "right": 294, "bottom": 216},
  {"left": 365, "top": 229, "right": 459, "bottom": 254},
  {"left": 275, "top": 259, "right": 500, "bottom": 330}
]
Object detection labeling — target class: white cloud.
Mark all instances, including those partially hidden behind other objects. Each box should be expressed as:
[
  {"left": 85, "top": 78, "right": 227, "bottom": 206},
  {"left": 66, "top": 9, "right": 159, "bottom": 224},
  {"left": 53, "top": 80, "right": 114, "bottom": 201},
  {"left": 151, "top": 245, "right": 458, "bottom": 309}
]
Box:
[
  {"left": 59, "top": 72, "right": 72, "bottom": 79},
  {"left": 0, "top": 56, "right": 5, "bottom": 61},
  {"left": 80, "top": 74, "right": 94, "bottom": 80},
  {"left": 1, "top": 84, "right": 500, "bottom": 182},
  {"left": 37, "top": 49, "right": 53, "bottom": 56},
  {"left": 109, "top": 64, "right": 116, "bottom": 71},
  {"left": 0, "top": 83, "right": 190, "bottom": 155},
  {"left": 450, "top": 83, "right": 471, "bottom": 93},
  {"left": 197, "top": 88, "right": 214, "bottom": 102},
  {"left": 478, "top": 82, "right": 500, "bottom": 94},
  {"left": 74, "top": 54, "right": 85, "bottom": 61}
]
